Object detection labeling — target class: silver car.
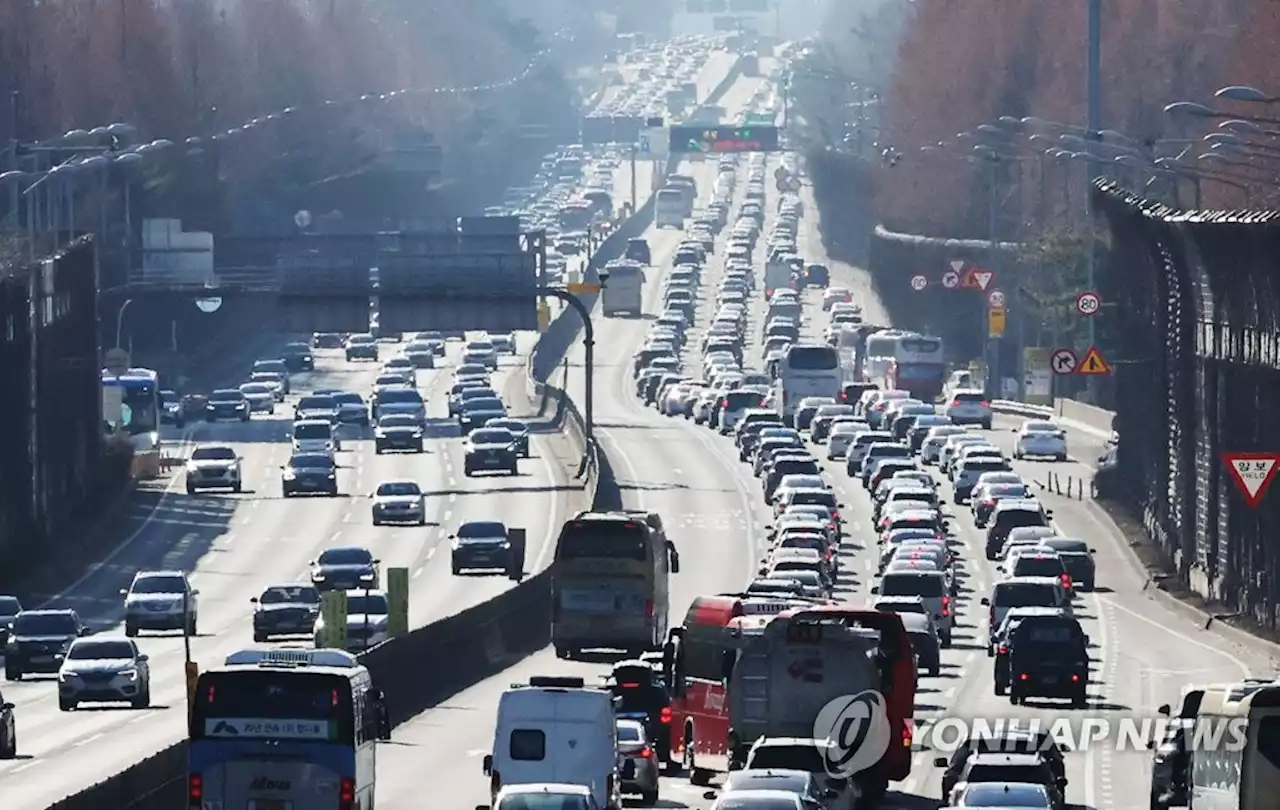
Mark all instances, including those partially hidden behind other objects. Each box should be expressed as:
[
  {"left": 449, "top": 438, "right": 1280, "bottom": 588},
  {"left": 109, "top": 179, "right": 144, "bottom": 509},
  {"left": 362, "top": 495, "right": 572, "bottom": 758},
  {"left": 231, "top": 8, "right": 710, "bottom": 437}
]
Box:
[
  {"left": 121, "top": 570, "right": 199, "bottom": 636},
  {"left": 617, "top": 719, "right": 660, "bottom": 805},
  {"left": 944, "top": 389, "right": 993, "bottom": 428},
  {"left": 1014, "top": 420, "right": 1069, "bottom": 461},
  {"left": 185, "top": 445, "right": 243, "bottom": 494},
  {"left": 370, "top": 480, "right": 426, "bottom": 526},
  {"left": 57, "top": 637, "right": 151, "bottom": 710}
]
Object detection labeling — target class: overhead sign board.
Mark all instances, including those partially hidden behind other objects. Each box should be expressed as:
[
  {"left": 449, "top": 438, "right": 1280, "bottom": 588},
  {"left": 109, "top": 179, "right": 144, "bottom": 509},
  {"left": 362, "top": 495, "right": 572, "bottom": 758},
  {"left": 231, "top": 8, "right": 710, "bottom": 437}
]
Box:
[
  {"left": 636, "top": 127, "right": 668, "bottom": 158},
  {"left": 1223, "top": 452, "right": 1280, "bottom": 508},
  {"left": 669, "top": 125, "right": 780, "bottom": 153}
]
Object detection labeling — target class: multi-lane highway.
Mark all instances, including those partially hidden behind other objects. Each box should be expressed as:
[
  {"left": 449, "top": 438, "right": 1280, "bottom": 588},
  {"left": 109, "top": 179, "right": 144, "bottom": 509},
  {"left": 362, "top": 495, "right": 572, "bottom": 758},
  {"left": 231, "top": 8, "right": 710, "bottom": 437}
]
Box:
[
  {"left": 375, "top": 45, "right": 1280, "bottom": 810},
  {"left": 0, "top": 333, "right": 588, "bottom": 808}
]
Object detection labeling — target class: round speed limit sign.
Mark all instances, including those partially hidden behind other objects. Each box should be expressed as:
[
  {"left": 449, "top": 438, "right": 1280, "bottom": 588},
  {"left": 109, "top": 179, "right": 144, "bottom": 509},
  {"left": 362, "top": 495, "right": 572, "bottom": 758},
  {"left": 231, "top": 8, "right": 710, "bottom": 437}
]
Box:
[{"left": 1076, "top": 291, "right": 1101, "bottom": 316}]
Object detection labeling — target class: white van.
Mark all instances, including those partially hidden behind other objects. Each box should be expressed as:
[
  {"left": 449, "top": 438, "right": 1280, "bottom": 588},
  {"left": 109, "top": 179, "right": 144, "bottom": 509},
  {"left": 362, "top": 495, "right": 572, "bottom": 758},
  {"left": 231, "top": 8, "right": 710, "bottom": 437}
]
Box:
[
  {"left": 484, "top": 676, "right": 625, "bottom": 810},
  {"left": 292, "top": 419, "right": 339, "bottom": 453},
  {"left": 654, "top": 189, "right": 685, "bottom": 229}
]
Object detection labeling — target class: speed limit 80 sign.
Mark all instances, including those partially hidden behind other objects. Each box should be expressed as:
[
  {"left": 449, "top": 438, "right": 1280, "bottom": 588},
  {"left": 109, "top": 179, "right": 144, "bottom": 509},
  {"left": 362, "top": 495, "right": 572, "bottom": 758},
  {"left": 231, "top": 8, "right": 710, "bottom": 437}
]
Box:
[{"left": 1076, "top": 291, "right": 1101, "bottom": 316}]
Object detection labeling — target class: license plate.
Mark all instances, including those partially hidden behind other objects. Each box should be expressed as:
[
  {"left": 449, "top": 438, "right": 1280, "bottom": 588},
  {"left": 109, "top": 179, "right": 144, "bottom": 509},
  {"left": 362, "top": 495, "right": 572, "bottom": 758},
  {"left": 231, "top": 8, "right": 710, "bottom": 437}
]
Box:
[
  {"left": 248, "top": 801, "right": 291, "bottom": 810},
  {"left": 30, "top": 655, "right": 54, "bottom": 664},
  {"left": 1042, "top": 675, "right": 1058, "bottom": 684}
]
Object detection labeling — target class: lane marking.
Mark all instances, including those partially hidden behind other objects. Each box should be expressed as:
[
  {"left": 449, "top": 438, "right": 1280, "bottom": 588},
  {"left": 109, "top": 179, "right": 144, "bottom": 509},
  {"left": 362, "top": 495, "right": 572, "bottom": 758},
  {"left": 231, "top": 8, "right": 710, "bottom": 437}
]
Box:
[{"left": 73, "top": 732, "right": 106, "bottom": 748}]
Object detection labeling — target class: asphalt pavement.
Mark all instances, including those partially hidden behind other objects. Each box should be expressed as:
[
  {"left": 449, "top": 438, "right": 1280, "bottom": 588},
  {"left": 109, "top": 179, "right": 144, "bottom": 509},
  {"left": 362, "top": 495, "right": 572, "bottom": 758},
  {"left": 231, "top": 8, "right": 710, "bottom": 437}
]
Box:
[
  {"left": 373, "top": 48, "right": 1280, "bottom": 810},
  {"left": 0, "top": 333, "right": 587, "bottom": 809}
]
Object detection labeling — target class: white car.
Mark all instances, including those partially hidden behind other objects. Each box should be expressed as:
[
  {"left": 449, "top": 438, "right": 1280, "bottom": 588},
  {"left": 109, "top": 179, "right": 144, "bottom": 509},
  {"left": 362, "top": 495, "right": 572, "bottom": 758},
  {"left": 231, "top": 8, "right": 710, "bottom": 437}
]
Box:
[
  {"left": 1014, "top": 420, "right": 1068, "bottom": 461},
  {"left": 58, "top": 637, "right": 151, "bottom": 711},
  {"left": 312, "top": 589, "right": 390, "bottom": 651},
  {"left": 185, "top": 445, "right": 243, "bottom": 494},
  {"left": 120, "top": 570, "right": 199, "bottom": 637},
  {"left": 370, "top": 480, "right": 426, "bottom": 525}
]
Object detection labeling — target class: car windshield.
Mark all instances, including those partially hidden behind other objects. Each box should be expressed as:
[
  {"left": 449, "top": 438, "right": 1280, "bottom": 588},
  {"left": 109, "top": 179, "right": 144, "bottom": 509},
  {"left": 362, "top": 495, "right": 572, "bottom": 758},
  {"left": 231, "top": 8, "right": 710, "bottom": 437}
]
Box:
[
  {"left": 13, "top": 613, "right": 77, "bottom": 635},
  {"left": 617, "top": 723, "right": 644, "bottom": 743},
  {"left": 472, "top": 429, "right": 514, "bottom": 444},
  {"left": 68, "top": 640, "right": 135, "bottom": 660},
  {"left": 191, "top": 447, "right": 235, "bottom": 461},
  {"left": 997, "top": 583, "right": 1058, "bottom": 607},
  {"left": 210, "top": 390, "right": 242, "bottom": 402},
  {"left": 260, "top": 586, "right": 320, "bottom": 605},
  {"left": 498, "top": 796, "right": 592, "bottom": 810},
  {"left": 1045, "top": 538, "right": 1090, "bottom": 554},
  {"left": 240, "top": 384, "right": 271, "bottom": 395},
  {"left": 346, "top": 594, "right": 388, "bottom": 614},
  {"left": 0, "top": 596, "right": 19, "bottom": 616},
  {"left": 749, "top": 744, "right": 828, "bottom": 773},
  {"left": 379, "top": 415, "right": 418, "bottom": 428},
  {"left": 1025, "top": 421, "right": 1058, "bottom": 432},
  {"left": 349, "top": 335, "right": 374, "bottom": 344},
  {"left": 881, "top": 574, "right": 944, "bottom": 598},
  {"left": 1015, "top": 557, "right": 1065, "bottom": 577},
  {"left": 318, "top": 548, "right": 371, "bottom": 565},
  {"left": 333, "top": 393, "right": 363, "bottom": 405},
  {"left": 459, "top": 521, "right": 507, "bottom": 539},
  {"left": 251, "top": 372, "right": 281, "bottom": 383},
  {"left": 488, "top": 420, "right": 525, "bottom": 433},
  {"left": 294, "top": 423, "right": 331, "bottom": 440},
  {"left": 456, "top": 364, "right": 487, "bottom": 377},
  {"left": 960, "top": 783, "right": 1048, "bottom": 806},
  {"left": 724, "top": 773, "right": 808, "bottom": 793},
  {"left": 132, "top": 576, "right": 186, "bottom": 594},
  {"left": 378, "top": 390, "right": 423, "bottom": 404},
  {"left": 464, "top": 398, "right": 504, "bottom": 412},
  {"left": 253, "top": 361, "right": 286, "bottom": 373},
  {"left": 290, "top": 454, "right": 334, "bottom": 470},
  {"left": 376, "top": 482, "right": 421, "bottom": 497},
  {"left": 298, "top": 396, "right": 336, "bottom": 410}
]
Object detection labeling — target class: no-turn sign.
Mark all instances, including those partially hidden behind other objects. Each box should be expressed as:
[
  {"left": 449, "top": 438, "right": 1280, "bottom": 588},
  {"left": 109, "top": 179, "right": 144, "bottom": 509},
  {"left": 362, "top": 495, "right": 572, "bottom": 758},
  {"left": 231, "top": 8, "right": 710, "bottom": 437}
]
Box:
[
  {"left": 910, "top": 275, "right": 928, "bottom": 291},
  {"left": 941, "top": 270, "right": 960, "bottom": 289},
  {"left": 1076, "top": 291, "right": 1101, "bottom": 316}
]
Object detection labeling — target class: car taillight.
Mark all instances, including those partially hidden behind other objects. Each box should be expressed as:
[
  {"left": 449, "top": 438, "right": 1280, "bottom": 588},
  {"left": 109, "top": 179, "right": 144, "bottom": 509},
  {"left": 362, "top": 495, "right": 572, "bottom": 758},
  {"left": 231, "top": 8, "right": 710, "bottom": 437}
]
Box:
[
  {"left": 832, "top": 510, "right": 839, "bottom": 520},
  {"left": 1071, "top": 673, "right": 1080, "bottom": 682},
  {"left": 941, "top": 595, "right": 950, "bottom": 616},
  {"left": 983, "top": 499, "right": 995, "bottom": 507},
  {"left": 640, "top": 746, "right": 653, "bottom": 758},
  {"left": 980, "top": 401, "right": 991, "bottom": 407},
  {"left": 721, "top": 399, "right": 728, "bottom": 407},
  {"left": 340, "top": 777, "right": 355, "bottom": 810},
  {"left": 188, "top": 775, "right": 202, "bottom": 808},
  {"left": 1020, "top": 673, "right": 1029, "bottom": 681},
  {"left": 645, "top": 599, "right": 654, "bottom": 618},
  {"left": 949, "top": 400, "right": 960, "bottom": 407},
  {"left": 1061, "top": 573, "right": 1072, "bottom": 588},
  {"left": 660, "top": 706, "right": 672, "bottom": 724},
  {"left": 902, "top": 724, "right": 913, "bottom": 748},
  {"left": 998, "top": 644, "right": 1008, "bottom": 654},
  {"left": 840, "top": 393, "right": 847, "bottom": 401}
]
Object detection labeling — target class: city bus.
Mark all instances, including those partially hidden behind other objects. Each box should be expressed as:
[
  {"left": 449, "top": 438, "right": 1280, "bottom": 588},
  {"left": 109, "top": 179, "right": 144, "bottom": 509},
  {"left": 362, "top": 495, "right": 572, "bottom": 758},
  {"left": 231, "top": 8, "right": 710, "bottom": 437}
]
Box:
[
  {"left": 662, "top": 594, "right": 815, "bottom": 783},
  {"left": 773, "top": 344, "right": 843, "bottom": 426},
  {"left": 102, "top": 367, "right": 162, "bottom": 451},
  {"left": 601, "top": 260, "right": 645, "bottom": 317},
  {"left": 551, "top": 511, "right": 680, "bottom": 660},
  {"left": 861, "top": 329, "right": 911, "bottom": 385},
  {"left": 1190, "top": 680, "right": 1280, "bottom": 810},
  {"left": 189, "top": 648, "right": 391, "bottom": 810},
  {"left": 885, "top": 334, "right": 947, "bottom": 402}
]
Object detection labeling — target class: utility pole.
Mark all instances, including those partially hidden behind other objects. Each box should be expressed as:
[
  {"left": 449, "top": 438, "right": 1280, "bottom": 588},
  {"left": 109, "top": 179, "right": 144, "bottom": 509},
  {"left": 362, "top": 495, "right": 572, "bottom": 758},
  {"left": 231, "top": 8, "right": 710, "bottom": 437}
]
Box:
[{"left": 1084, "top": 0, "right": 1101, "bottom": 354}]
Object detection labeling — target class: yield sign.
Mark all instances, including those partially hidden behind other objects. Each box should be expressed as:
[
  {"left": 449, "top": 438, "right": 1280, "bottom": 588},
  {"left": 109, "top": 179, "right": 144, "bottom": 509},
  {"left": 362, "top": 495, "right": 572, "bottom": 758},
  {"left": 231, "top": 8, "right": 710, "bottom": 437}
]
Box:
[
  {"left": 949, "top": 259, "right": 968, "bottom": 274},
  {"left": 1223, "top": 452, "right": 1280, "bottom": 508},
  {"left": 961, "top": 267, "right": 995, "bottom": 291}
]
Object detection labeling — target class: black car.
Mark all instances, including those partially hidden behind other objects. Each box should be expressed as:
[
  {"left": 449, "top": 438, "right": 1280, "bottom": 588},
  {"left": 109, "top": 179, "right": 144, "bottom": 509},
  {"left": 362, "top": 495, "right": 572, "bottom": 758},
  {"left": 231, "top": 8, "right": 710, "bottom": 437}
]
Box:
[
  {"left": 205, "top": 389, "right": 251, "bottom": 422},
  {"left": 310, "top": 546, "right": 379, "bottom": 592},
  {"left": 806, "top": 263, "right": 829, "bottom": 287},
  {"left": 484, "top": 418, "right": 530, "bottom": 457},
  {"left": 345, "top": 334, "right": 379, "bottom": 361},
  {"left": 450, "top": 521, "right": 513, "bottom": 574},
  {"left": 282, "top": 452, "right": 339, "bottom": 497},
  {"left": 281, "top": 342, "right": 315, "bottom": 371},
  {"left": 0, "top": 596, "right": 20, "bottom": 646},
  {"left": 464, "top": 427, "right": 519, "bottom": 476},
  {"left": 333, "top": 391, "right": 370, "bottom": 426},
  {"left": 1039, "top": 537, "right": 1097, "bottom": 591},
  {"left": 608, "top": 661, "right": 672, "bottom": 764},
  {"left": 1006, "top": 616, "right": 1089, "bottom": 707},
  {"left": 458, "top": 399, "right": 506, "bottom": 435},
  {"left": 374, "top": 414, "right": 424, "bottom": 454},
  {"left": 4, "top": 610, "right": 90, "bottom": 680},
  {"left": 160, "top": 390, "right": 185, "bottom": 427},
  {"left": 312, "top": 332, "right": 344, "bottom": 349},
  {"left": 0, "top": 687, "right": 14, "bottom": 757},
  {"left": 251, "top": 584, "right": 321, "bottom": 641},
  {"left": 625, "top": 237, "right": 651, "bottom": 264}
]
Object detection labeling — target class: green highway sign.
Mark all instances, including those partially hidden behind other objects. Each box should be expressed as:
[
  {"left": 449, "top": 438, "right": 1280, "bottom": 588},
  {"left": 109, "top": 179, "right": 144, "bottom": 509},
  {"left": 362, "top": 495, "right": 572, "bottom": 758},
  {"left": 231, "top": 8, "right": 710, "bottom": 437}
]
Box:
[
  {"left": 743, "top": 113, "right": 775, "bottom": 125},
  {"left": 669, "top": 125, "right": 780, "bottom": 154}
]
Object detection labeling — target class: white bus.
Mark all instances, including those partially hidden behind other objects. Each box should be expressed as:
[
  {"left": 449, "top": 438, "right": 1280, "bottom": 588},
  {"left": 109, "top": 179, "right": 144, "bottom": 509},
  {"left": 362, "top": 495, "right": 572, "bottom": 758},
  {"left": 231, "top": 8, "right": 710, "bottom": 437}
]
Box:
[
  {"left": 773, "top": 343, "right": 843, "bottom": 426},
  {"left": 551, "top": 510, "right": 680, "bottom": 660},
  {"left": 601, "top": 260, "right": 644, "bottom": 317},
  {"left": 655, "top": 189, "right": 686, "bottom": 228},
  {"left": 1191, "top": 680, "right": 1280, "bottom": 810}
]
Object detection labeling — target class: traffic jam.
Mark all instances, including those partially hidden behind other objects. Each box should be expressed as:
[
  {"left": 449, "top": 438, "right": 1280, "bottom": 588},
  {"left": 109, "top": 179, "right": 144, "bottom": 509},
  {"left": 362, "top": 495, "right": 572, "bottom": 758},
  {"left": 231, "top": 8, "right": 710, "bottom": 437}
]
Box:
[{"left": 483, "top": 138, "right": 1115, "bottom": 810}]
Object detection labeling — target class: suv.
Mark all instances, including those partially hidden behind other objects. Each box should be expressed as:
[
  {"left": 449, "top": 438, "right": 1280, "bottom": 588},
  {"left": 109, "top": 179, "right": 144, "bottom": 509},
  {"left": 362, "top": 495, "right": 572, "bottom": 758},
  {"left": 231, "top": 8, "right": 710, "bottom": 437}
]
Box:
[
  {"left": 122, "top": 570, "right": 199, "bottom": 636},
  {"left": 4, "top": 609, "right": 90, "bottom": 680},
  {"left": 1006, "top": 615, "right": 1090, "bottom": 707},
  {"left": 944, "top": 389, "right": 993, "bottom": 428},
  {"left": 873, "top": 570, "right": 953, "bottom": 646},
  {"left": 986, "top": 500, "right": 1053, "bottom": 558}
]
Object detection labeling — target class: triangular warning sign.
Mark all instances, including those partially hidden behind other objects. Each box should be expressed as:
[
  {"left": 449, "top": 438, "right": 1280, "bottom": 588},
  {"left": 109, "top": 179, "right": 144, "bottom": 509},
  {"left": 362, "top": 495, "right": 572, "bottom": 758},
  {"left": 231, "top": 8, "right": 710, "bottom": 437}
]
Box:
[
  {"left": 1077, "top": 346, "right": 1111, "bottom": 375},
  {"left": 960, "top": 268, "right": 979, "bottom": 288},
  {"left": 1223, "top": 452, "right": 1280, "bottom": 508}
]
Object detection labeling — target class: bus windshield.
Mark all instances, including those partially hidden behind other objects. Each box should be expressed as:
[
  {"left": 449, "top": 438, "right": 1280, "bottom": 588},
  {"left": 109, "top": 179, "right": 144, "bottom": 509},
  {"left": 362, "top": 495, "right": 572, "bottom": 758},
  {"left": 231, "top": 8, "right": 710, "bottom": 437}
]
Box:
[
  {"left": 785, "top": 347, "right": 838, "bottom": 370},
  {"left": 193, "top": 671, "right": 353, "bottom": 742},
  {"left": 104, "top": 373, "right": 161, "bottom": 435},
  {"left": 557, "top": 520, "right": 648, "bottom": 562}
]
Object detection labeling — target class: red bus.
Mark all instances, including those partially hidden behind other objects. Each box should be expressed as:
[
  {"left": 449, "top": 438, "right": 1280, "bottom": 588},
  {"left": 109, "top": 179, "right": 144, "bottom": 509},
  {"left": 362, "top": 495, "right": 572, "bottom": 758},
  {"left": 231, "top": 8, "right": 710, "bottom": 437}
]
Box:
[{"left": 662, "top": 595, "right": 812, "bottom": 785}]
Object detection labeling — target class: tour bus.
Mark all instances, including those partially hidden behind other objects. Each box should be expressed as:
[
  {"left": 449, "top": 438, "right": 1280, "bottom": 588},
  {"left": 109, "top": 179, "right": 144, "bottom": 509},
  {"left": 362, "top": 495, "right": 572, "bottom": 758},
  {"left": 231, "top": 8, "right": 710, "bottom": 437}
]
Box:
[
  {"left": 1191, "top": 680, "right": 1280, "bottom": 810},
  {"left": 885, "top": 334, "right": 947, "bottom": 402},
  {"left": 601, "top": 260, "right": 645, "bottom": 317},
  {"left": 551, "top": 511, "right": 681, "bottom": 659},
  {"left": 102, "top": 367, "right": 162, "bottom": 451},
  {"left": 188, "top": 649, "right": 391, "bottom": 810},
  {"left": 655, "top": 188, "right": 686, "bottom": 228},
  {"left": 663, "top": 602, "right": 916, "bottom": 802},
  {"left": 773, "top": 344, "right": 843, "bottom": 426},
  {"left": 861, "top": 329, "right": 912, "bottom": 385}
]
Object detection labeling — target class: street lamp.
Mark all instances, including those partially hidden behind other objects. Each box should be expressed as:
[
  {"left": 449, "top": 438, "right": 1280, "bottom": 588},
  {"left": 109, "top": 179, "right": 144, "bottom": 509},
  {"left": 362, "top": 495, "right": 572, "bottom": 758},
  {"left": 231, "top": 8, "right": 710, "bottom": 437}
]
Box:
[
  {"left": 1166, "top": 101, "right": 1280, "bottom": 126},
  {"left": 1215, "top": 85, "right": 1280, "bottom": 104}
]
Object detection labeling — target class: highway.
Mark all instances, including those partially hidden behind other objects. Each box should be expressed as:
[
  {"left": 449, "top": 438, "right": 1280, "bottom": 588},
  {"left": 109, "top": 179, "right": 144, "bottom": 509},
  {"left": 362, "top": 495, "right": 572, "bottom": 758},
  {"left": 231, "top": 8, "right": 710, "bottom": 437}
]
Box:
[
  {"left": 375, "top": 46, "right": 1280, "bottom": 810},
  {"left": 0, "top": 333, "right": 587, "bottom": 808}
]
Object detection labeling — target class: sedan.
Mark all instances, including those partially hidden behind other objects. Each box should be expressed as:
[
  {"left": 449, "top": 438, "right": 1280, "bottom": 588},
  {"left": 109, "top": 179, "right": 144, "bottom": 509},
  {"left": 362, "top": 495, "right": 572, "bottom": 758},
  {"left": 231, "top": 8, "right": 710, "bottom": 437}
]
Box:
[
  {"left": 310, "top": 546, "right": 379, "bottom": 592},
  {"left": 463, "top": 427, "right": 519, "bottom": 476},
  {"left": 1014, "top": 420, "right": 1068, "bottom": 461},
  {"left": 484, "top": 418, "right": 531, "bottom": 457},
  {"left": 251, "top": 584, "right": 321, "bottom": 641},
  {"left": 371, "top": 480, "right": 426, "bottom": 526},
  {"left": 238, "top": 382, "right": 277, "bottom": 413}
]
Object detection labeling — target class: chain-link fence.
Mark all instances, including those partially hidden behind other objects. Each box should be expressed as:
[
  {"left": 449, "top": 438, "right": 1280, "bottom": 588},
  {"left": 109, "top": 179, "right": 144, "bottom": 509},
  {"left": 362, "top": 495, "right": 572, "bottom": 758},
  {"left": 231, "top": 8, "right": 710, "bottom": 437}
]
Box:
[
  {"left": 0, "top": 238, "right": 123, "bottom": 564},
  {"left": 1095, "top": 179, "right": 1280, "bottom": 631}
]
